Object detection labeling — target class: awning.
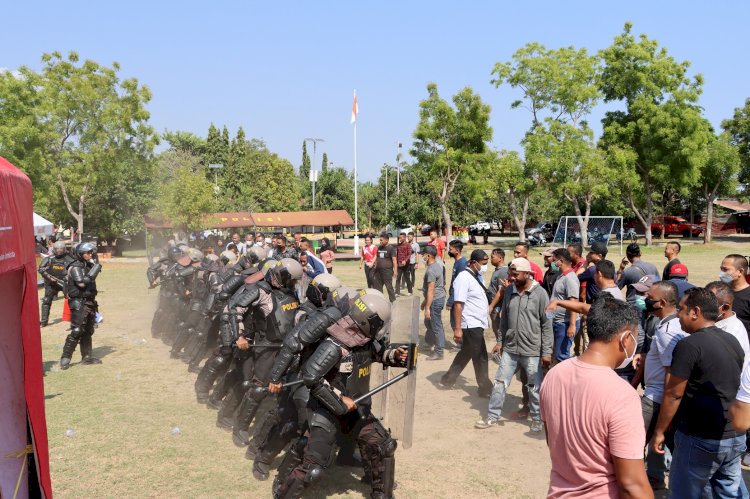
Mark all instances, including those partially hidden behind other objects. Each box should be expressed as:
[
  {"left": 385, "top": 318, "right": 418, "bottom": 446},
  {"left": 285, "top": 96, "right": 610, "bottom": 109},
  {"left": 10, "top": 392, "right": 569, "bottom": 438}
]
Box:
[
  {"left": 32, "top": 213, "right": 54, "bottom": 237},
  {"left": 714, "top": 199, "right": 750, "bottom": 213},
  {"left": 251, "top": 210, "right": 354, "bottom": 228},
  {"left": 145, "top": 210, "right": 353, "bottom": 230}
]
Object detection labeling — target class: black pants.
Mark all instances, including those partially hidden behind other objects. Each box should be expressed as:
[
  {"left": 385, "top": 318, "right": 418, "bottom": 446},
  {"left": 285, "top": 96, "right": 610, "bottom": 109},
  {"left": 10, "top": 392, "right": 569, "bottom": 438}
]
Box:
[
  {"left": 441, "top": 327, "right": 492, "bottom": 394},
  {"left": 364, "top": 266, "right": 374, "bottom": 288},
  {"left": 373, "top": 267, "right": 396, "bottom": 302},
  {"left": 396, "top": 265, "right": 412, "bottom": 294},
  {"left": 408, "top": 263, "right": 416, "bottom": 290}
]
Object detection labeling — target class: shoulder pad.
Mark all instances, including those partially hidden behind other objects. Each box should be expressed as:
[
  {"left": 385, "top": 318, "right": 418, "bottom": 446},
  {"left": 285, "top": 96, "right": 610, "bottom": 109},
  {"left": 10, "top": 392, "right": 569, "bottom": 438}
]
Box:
[
  {"left": 230, "top": 283, "right": 260, "bottom": 308},
  {"left": 257, "top": 280, "right": 272, "bottom": 293},
  {"left": 222, "top": 274, "right": 245, "bottom": 294}
]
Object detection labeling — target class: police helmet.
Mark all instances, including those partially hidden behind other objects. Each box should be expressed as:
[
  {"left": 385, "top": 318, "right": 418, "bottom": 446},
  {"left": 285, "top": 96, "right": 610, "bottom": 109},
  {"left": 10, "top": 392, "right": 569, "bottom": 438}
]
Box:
[
  {"left": 168, "top": 246, "right": 183, "bottom": 262},
  {"left": 362, "top": 288, "right": 387, "bottom": 301},
  {"left": 306, "top": 273, "right": 342, "bottom": 308},
  {"left": 186, "top": 248, "right": 204, "bottom": 263},
  {"left": 220, "top": 250, "right": 238, "bottom": 266},
  {"left": 272, "top": 258, "right": 304, "bottom": 290},
  {"left": 247, "top": 246, "right": 268, "bottom": 263},
  {"left": 76, "top": 242, "right": 96, "bottom": 259},
  {"left": 259, "top": 258, "right": 276, "bottom": 276},
  {"left": 349, "top": 292, "right": 392, "bottom": 338},
  {"left": 53, "top": 241, "right": 66, "bottom": 254}
]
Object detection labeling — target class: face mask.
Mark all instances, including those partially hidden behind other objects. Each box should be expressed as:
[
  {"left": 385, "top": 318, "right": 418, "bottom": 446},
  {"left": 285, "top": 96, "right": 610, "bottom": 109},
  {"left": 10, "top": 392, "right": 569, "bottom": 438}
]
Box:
[
  {"left": 478, "top": 264, "right": 488, "bottom": 275},
  {"left": 617, "top": 331, "right": 637, "bottom": 369},
  {"left": 645, "top": 298, "right": 661, "bottom": 313},
  {"left": 449, "top": 251, "right": 457, "bottom": 259},
  {"left": 634, "top": 295, "right": 647, "bottom": 312},
  {"left": 550, "top": 262, "right": 559, "bottom": 272},
  {"left": 719, "top": 272, "right": 734, "bottom": 284},
  {"left": 422, "top": 256, "right": 429, "bottom": 265}
]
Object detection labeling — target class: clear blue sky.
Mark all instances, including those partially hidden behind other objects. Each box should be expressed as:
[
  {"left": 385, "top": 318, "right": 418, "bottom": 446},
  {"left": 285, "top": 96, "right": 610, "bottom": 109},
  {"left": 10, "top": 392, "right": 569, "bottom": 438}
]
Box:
[{"left": 2, "top": 1, "right": 748, "bottom": 182}]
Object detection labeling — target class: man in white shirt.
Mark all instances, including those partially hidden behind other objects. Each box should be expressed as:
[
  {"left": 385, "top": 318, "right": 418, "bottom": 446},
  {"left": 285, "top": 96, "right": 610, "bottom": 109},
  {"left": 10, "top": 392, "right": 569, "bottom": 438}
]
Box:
[
  {"left": 708, "top": 281, "right": 750, "bottom": 362},
  {"left": 440, "top": 249, "right": 493, "bottom": 398},
  {"left": 641, "top": 281, "right": 686, "bottom": 489}
]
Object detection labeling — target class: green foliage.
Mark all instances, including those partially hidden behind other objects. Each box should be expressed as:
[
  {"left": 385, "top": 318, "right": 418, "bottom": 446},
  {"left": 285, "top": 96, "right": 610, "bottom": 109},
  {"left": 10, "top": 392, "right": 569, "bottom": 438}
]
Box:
[
  {"left": 0, "top": 51, "right": 157, "bottom": 239},
  {"left": 411, "top": 83, "right": 492, "bottom": 238},
  {"left": 598, "top": 23, "right": 712, "bottom": 244},
  {"left": 155, "top": 150, "right": 216, "bottom": 231},
  {"left": 162, "top": 130, "right": 206, "bottom": 156},
  {"left": 316, "top": 166, "right": 354, "bottom": 212},
  {"left": 204, "top": 123, "right": 228, "bottom": 167},
  {"left": 722, "top": 98, "right": 750, "bottom": 188},
  {"left": 321, "top": 152, "right": 329, "bottom": 171},
  {"left": 491, "top": 42, "right": 601, "bottom": 127}
]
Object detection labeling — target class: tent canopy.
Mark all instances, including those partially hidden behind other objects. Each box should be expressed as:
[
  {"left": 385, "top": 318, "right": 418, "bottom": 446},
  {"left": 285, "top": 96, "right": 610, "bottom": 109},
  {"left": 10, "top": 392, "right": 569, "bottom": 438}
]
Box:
[
  {"left": 0, "top": 156, "right": 53, "bottom": 499},
  {"left": 33, "top": 213, "right": 54, "bottom": 237}
]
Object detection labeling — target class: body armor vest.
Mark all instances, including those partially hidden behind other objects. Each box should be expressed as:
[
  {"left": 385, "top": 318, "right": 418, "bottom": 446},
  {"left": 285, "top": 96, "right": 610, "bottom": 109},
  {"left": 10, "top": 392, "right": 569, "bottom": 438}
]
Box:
[
  {"left": 66, "top": 260, "right": 97, "bottom": 299},
  {"left": 257, "top": 287, "right": 299, "bottom": 342}
]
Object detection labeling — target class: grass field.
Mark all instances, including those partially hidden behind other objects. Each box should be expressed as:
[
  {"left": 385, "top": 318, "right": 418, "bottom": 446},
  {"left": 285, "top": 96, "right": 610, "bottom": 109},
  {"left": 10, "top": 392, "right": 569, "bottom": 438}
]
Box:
[{"left": 39, "top": 237, "right": 749, "bottom": 498}]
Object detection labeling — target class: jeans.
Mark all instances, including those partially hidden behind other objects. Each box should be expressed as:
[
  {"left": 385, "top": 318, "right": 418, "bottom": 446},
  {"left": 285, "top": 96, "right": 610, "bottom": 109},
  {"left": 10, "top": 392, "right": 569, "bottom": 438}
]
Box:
[
  {"left": 408, "top": 263, "right": 416, "bottom": 290},
  {"left": 641, "top": 396, "right": 672, "bottom": 483},
  {"left": 552, "top": 321, "right": 578, "bottom": 362},
  {"left": 488, "top": 352, "right": 541, "bottom": 422},
  {"left": 441, "top": 327, "right": 492, "bottom": 394},
  {"left": 669, "top": 430, "right": 749, "bottom": 499},
  {"left": 424, "top": 297, "right": 445, "bottom": 356}
]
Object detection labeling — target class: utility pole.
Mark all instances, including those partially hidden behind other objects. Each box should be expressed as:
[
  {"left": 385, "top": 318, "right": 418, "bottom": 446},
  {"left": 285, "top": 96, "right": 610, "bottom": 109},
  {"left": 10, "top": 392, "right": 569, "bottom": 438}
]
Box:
[
  {"left": 208, "top": 163, "right": 223, "bottom": 197},
  {"left": 396, "top": 141, "right": 402, "bottom": 194},
  {"left": 304, "top": 138, "right": 325, "bottom": 209}
]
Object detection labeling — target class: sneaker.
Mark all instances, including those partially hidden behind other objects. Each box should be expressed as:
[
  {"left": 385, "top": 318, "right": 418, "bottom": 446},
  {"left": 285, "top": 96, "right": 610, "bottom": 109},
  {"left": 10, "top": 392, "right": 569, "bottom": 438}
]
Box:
[
  {"left": 530, "top": 421, "right": 544, "bottom": 433},
  {"left": 426, "top": 353, "right": 444, "bottom": 361},
  {"left": 81, "top": 356, "right": 102, "bottom": 365},
  {"left": 742, "top": 453, "right": 750, "bottom": 471},
  {"left": 474, "top": 418, "right": 502, "bottom": 429}
]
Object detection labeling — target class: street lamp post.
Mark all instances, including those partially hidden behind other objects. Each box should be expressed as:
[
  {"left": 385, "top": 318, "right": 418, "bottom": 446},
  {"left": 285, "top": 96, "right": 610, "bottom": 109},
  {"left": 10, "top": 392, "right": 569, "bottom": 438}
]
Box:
[
  {"left": 305, "top": 138, "right": 325, "bottom": 210},
  {"left": 208, "top": 163, "right": 223, "bottom": 196},
  {"left": 396, "top": 141, "right": 402, "bottom": 194}
]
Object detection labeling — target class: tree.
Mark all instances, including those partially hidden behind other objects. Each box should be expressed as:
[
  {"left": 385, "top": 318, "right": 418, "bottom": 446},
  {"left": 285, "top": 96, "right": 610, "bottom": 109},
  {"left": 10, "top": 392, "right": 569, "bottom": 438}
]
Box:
[
  {"left": 155, "top": 150, "right": 216, "bottom": 233},
  {"left": 316, "top": 166, "right": 354, "bottom": 213},
  {"left": 598, "top": 23, "right": 712, "bottom": 245},
  {"left": 722, "top": 98, "right": 750, "bottom": 188},
  {"left": 701, "top": 134, "right": 741, "bottom": 243},
  {"left": 491, "top": 150, "right": 536, "bottom": 240},
  {"left": 321, "top": 152, "right": 329, "bottom": 171},
  {"left": 162, "top": 130, "right": 206, "bottom": 156},
  {"left": 491, "top": 43, "right": 601, "bottom": 127},
  {"left": 525, "top": 121, "right": 611, "bottom": 246},
  {"left": 300, "top": 140, "right": 311, "bottom": 180},
  {"left": 298, "top": 141, "right": 312, "bottom": 209},
  {"left": 1, "top": 52, "right": 157, "bottom": 239},
  {"left": 204, "top": 123, "right": 228, "bottom": 167},
  {"left": 411, "top": 83, "right": 492, "bottom": 240}
]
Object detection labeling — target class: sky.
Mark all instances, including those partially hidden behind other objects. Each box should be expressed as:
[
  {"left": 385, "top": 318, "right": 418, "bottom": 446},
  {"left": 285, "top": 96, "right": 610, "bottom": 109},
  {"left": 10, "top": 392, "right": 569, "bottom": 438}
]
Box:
[{"left": 2, "top": 1, "right": 748, "bottom": 182}]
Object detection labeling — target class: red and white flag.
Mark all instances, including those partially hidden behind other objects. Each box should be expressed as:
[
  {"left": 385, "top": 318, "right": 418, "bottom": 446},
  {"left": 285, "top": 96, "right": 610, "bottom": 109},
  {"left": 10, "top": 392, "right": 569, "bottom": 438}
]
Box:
[{"left": 350, "top": 90, "right": 358, "bottom": 124}]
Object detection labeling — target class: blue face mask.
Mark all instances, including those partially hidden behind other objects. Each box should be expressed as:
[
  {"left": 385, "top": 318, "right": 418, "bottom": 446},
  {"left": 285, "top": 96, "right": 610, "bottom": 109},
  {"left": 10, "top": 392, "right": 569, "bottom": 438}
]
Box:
[
  {"left": 550, "top": 262, "right": 559, "bottom": 272},
  {"left": 634, "top": 295, "right": 647, "bottom": 312}
]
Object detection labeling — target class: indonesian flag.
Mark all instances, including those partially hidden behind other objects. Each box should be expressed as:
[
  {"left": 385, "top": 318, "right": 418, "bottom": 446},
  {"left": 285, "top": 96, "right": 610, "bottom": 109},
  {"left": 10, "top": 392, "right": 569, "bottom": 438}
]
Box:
[{"left": 351, "top": 90, "right": 358, "bottom": 124}]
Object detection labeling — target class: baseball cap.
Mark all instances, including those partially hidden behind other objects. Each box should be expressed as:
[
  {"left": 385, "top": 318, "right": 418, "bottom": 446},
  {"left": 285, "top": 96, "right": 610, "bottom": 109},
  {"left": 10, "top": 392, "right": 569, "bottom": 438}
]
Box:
[
  {"left": 590, "top": 241, "right": 609, "bottom": 256},
  {"left": 469, "top": 249, "right": 488, "bottom": 262},
  {"left": 632, "top": 275, "right": 657, "bottom": 292},
  {"left": 540, "top": 247, "right": 559, "bottom": 257},
  {"left": 669, "top": 263, "right": 689, "bottom": 278},
  {"left": 510, "top": 257, "right": 532, "bottom": 273},
  {"left": 420, "top": 245, "right": 437, "bottom": 256}
]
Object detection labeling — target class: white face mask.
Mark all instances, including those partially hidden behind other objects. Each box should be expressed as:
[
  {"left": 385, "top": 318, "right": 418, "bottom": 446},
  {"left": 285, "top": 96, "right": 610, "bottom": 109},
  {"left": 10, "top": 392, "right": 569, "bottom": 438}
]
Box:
[
  {"left": 617, "top": 331, "right": 637, "bottom": 369},
  {"left": 478, "top": 264, "right": 488, "bottom": 275},
  {"left": 719, "top": 271, "right": 734, "bottom": 284}
]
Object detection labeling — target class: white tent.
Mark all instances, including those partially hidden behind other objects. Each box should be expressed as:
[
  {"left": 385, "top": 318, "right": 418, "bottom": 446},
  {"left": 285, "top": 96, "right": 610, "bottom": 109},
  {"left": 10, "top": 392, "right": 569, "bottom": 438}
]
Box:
[{"left": 32, "top": 213, "right": 53, "bottom": 237}]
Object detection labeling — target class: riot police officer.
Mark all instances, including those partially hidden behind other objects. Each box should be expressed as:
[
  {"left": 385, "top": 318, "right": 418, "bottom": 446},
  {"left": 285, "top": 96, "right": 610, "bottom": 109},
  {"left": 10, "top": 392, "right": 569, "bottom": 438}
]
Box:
[
  {"left": 38, "top": 241, "right": 75, "bottom": 326},
  {"left": 249, "top": 278, "right": 350, "bottom": 480},
  {"left": 228, "top": 258, "right": 303, "bottom": 447},
  {"left": 60, "top": 242, "right": 102, "bottom": 370},
  {"left": 273, "top": 292, "right": 406, "bottom": 499}
]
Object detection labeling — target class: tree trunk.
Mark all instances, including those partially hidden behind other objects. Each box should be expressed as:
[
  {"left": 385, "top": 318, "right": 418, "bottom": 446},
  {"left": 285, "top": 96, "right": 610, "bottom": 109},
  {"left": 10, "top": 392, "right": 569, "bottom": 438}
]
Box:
[
  {"left": 704, "top": 183, "right": 719, "bottom": 244},
  {"left": 627, "top": 194, "right": 651, "bottom": 247},
  {"left": 509, "top": 189, "right": 526, "bottom": 241},
  {"left": 441, "top": 200, "right": 453, "bottom": 242},
  {"left": 571, "top": 196, "right": 590, "bottom": 248}
]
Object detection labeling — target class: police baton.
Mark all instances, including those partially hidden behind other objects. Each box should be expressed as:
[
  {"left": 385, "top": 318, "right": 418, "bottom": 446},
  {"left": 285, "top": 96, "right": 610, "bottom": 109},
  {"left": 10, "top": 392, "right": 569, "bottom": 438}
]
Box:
[
  {"left": 256, "top": 378, "right": 305, "bottom": 394},
  {"left": 352, "top": 343, "right": 417, "bottom": 406}
]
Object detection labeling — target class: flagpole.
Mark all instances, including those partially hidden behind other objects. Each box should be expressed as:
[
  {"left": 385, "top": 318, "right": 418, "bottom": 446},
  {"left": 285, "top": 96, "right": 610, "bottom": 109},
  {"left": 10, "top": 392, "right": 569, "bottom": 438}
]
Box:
[{"left": 353, "top": 89, "right": 359, "bottom": 257}]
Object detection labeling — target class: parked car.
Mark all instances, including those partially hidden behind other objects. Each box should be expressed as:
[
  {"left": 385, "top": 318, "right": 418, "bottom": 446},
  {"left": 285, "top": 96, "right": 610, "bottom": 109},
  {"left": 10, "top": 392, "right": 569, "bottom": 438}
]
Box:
[
  {"left": 651, "top": 216, "right": 702, "bottom": 238},
  {"left": 525, "top": 221, "right": 556, "bottom": 241},
  {"left": 469, "top": 221, "right": 491, "bottom": 232}
]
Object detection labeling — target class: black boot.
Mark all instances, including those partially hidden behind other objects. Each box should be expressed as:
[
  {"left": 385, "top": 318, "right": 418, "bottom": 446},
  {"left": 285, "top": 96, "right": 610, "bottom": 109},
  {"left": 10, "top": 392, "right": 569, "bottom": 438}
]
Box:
[
  {"left": 41, "top": 301, "right": 51, "bottom": 327},
  {"left": 60, "top": 334, "right": 79, "bottom": 370},
  {"left": 217, "top": 389, "right": 241, "bottom": 431},
  {"left": 170, "top": 327, "right": 191, "bottom": 359},
  {"left": 80, "top": 334, "right": 102, "bottom": 365},
  {"left": 194, "top": 354, "right": 228, "bottom": 404},
  {"left": 232, "top": 388, "right": 265, "bottom": 447}
]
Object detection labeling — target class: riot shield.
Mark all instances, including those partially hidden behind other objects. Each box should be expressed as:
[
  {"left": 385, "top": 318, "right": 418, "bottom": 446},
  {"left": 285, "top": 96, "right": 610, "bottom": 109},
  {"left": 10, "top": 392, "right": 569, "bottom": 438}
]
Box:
[{"left": 370, "top": 295, "right": 418, "bottom": 449}]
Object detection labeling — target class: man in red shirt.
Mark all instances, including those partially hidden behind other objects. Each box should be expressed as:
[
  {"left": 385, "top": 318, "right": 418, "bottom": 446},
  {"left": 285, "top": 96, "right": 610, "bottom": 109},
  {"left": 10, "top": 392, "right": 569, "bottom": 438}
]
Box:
[
  {"left": 567, "top": 243, "right": 587, "bottom": 274},
  {"left": 428, "top": 229, "right": 446, "bottom": 260},
  {"left": 395, "top": 232, "right": 413, "bottom": 295},
  {"left": 513, "top": 241, "right": 544, "bottom": 283}
]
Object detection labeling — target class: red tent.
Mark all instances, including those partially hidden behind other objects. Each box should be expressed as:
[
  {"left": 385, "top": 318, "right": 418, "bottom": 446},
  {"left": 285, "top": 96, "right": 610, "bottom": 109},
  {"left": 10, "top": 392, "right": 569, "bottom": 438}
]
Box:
[{"left": 0, "top": 157, "right": 53, "bottom": 498}]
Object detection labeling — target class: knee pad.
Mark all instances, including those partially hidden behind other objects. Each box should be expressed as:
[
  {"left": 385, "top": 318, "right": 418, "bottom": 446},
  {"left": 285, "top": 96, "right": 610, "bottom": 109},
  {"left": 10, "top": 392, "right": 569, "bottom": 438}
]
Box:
[
  {"left": 70, "top": 327, "right": 84, "bottom": 340},
  {"left": 379, "top": 437, "right": 397, "bottom": 458},
  {"left": 303, "top": 464, "right": 323, "bottom": 484}
]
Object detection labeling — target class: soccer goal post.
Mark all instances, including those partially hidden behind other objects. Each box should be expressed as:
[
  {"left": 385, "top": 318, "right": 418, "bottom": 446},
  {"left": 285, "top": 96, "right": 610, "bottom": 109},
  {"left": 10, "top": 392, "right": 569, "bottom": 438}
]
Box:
[{"left": 552, "top": 216, "right": 624, "bottom": 256}]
